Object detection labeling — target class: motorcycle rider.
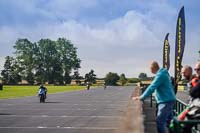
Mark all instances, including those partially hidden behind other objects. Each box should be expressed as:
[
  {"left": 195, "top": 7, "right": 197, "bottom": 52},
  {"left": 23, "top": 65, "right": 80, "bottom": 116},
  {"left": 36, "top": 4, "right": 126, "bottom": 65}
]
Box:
[
  {"left": 103, "top": 82, "right": 107, "bottom": 90},
  {"left": 38, "top": 84, "right": 47, "bottom": 99},
  {"left": 86, "top": 82, "right": 90, "bottom": 90}
]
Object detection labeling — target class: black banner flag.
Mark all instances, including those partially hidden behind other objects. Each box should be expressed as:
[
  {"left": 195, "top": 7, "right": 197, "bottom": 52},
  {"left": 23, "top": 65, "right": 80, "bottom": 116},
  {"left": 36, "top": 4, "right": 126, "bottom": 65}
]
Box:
[
  {"left": 163, "top": 33, "right": 170, "bottom": 70},
  {"left": 174, "top": 6, "right": 185, "bottom": 92}
]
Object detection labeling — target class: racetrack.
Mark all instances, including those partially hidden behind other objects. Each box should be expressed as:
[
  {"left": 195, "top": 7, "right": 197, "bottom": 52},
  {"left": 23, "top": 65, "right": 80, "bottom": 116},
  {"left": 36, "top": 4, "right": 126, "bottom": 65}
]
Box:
[{"left": 0, "top": 86, "right": 135, "bottom": 133}]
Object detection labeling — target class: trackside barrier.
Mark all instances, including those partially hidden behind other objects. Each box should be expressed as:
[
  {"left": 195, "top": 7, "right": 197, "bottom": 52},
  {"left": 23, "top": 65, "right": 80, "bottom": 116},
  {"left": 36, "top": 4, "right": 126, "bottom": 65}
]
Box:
[
  {"left": 116, "top": 86, "right": 144, "bottom": 133},
  {"left": 140, "top": 83, "right": 154, "bottom": 107},
  {"left": 140, "top": 82, "right": 200, "bottom": 132},
  {"left": 173, "top": 99, "right": 200, "bottom": 133}
]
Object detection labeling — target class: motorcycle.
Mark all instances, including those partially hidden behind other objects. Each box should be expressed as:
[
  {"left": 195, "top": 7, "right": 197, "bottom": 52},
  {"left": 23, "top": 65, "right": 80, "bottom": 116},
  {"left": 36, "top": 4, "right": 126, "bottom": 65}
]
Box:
[
  {"left": 86, "top": 84, "right": 90, "bottom": 90},
  {"left": 104, "top": 84, "right": 106, "bottom": 90},
  {"left": 38, "top": 89, "right": 46, "bottom": 103}
]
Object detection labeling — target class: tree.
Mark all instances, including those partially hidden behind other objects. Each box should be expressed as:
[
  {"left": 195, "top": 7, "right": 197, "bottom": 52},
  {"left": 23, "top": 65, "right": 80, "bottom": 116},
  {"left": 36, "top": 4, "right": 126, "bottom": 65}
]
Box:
[
  {"left": 14, "top": 39, "right": 36, "bottom": 84},
  {"left": 72, "top": 69, "right": 82, "bottom": 85},
  {"left": 64, "top": 73, "right": 71, "bottom": 84},
  {"left": 138, "top": 73, "right": 147, "bottom": 80},
  {"left": 119, "top": 73, "right": 127, "bottom": 86},
  {"left": 10, "top": 37, "right": 81, "bottom": 85},
  {"left": 56, "top": 38, "right": 81, "bottom": 84},
  {"left": 1, "top": 56, "right": 21, "bottom": 84},
  {"left": 104, "top": 72, "right": 120, "bottom": 86},
  {"left": 35, "top": 39, "right": 59, "bottom": 84},
  {"left": 85, "top": 69, "right": 96, "bottom": 84}
]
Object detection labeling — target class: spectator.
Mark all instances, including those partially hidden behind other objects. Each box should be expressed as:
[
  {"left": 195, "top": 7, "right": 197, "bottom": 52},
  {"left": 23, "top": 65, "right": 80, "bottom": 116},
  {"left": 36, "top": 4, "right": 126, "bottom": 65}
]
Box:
[
  {"left": 181, "top": 62, "right": 200, "bottom": 133},
  {"left": 190, "top": 62, "right": 200, "bottom": 98},
  {"left": 194, "top": 62, "right": 200, "bottom": 78},
  {"left": 181, "top": 65, "right": 193, "bottom": 82},
  {"left": 132, "top": 61, "right": 176, "bottom": 133},
  {"left": 181, "top": 65, "right": 193, "bottom": 93}
]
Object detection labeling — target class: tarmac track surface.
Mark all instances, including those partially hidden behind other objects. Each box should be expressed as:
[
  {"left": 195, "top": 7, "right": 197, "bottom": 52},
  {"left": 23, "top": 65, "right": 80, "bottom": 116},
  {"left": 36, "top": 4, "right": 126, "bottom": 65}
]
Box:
[{"left": 0, "top": 86, "right": 134, "bottom": 133}]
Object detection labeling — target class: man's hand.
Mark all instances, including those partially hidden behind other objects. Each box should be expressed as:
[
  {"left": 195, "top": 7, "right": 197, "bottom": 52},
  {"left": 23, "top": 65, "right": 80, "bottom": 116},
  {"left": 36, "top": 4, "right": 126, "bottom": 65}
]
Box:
[{"left": 131, "top": 96, "right": 140, "bottom": 100}]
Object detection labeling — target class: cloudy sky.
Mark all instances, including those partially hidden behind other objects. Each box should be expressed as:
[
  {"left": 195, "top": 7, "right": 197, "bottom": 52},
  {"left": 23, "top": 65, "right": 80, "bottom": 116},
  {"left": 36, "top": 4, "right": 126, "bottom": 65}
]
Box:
[{"left": 0, "top": 0, "right": 199, "bottom": 78}]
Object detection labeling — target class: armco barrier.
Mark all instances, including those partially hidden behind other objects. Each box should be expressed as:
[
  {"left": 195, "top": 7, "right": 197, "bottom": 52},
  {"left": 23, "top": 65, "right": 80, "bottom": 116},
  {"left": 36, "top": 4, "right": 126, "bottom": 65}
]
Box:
[{"left": 173, "top": 98, "right": 200, "bottom": 133}]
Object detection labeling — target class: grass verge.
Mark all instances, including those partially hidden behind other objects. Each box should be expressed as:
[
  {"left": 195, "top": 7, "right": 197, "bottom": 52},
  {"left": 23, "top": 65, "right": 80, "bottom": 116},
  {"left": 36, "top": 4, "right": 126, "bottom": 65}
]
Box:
[{"left": 0, "top": 85, "right": 85, "bottom": 99}]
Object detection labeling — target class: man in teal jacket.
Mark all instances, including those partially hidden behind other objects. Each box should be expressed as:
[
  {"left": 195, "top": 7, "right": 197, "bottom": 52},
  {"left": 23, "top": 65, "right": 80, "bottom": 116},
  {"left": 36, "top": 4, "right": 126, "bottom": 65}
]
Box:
[{"left": 132, "top": 61, "right": 176, "bottom": 133}]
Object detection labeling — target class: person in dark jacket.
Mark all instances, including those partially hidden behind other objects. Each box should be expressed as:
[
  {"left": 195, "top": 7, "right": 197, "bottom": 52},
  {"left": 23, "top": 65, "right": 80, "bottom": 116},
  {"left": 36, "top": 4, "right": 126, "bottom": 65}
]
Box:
[
  {"left": 194, "top": 62, "right": 200, "bottom": 78},
  {"left": 190, "top": 62, "right": 200, "bottom": 98},
  {"left": 181, "top": 62, "right": 200, "bottom": 133},
  {"left": 181, "top": 65, "right": 193, "bottom": 82}
]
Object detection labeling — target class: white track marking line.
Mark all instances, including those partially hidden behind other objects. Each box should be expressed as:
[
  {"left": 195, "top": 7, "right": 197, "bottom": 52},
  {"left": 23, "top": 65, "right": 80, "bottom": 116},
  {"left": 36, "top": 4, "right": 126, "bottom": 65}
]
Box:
[
  {"left": 0, "top": 103, "right": 127, "bottom": 107},
  {"left": 0, "top": 126, "right": 117, "bottom": 130},
  {"left": 0, "top": 108, "right": 125, "bottom": 110},
  {"left": 0, "top": 115, "right": 124, "bottom": 119}
]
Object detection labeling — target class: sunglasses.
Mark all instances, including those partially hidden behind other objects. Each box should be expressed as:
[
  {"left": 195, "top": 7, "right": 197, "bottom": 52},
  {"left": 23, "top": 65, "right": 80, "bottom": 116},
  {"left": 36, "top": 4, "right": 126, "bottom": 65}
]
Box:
[{"left": 194, "top": 68, "right": 200, "bottom": 71}]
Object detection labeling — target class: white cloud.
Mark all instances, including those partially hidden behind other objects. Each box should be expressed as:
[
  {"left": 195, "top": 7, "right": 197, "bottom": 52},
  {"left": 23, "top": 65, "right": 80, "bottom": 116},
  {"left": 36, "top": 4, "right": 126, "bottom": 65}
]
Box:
[
  {"left": 0, "top": 27, "right": 20, "bottom": 55},
  {"left": 0, "top": 10, "right": 163, "bottom": 77},
  {"left": 29, "top": 10, "right": 161, "bottom": 48},
  {"left": 0, "top": 1, "right": 199, "bottom": 78},
  {"left": 44, "top": 0, "right": 98, "bottom": 18}
]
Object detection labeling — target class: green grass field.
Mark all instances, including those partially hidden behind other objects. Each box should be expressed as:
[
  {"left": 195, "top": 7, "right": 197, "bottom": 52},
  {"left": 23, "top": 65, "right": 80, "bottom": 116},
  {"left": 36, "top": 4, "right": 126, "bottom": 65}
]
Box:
[{"left": 0, "top": 85, "right": 86, "bottom": 99}]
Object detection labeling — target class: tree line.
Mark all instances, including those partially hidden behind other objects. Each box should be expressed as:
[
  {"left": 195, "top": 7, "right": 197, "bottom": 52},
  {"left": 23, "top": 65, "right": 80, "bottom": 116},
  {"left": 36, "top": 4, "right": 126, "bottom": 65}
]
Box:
[
  {"left": 0, "top": 37, "right": 150, "bottom": 85},
  {"left": 1, "top": 38, "right": 81, "bottom": 85}
]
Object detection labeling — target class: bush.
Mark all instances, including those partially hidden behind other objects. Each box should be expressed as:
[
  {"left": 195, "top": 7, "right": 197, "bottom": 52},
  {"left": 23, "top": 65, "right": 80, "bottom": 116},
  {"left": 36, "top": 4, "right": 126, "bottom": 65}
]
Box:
[
  {"left": 127, "top": 78, "right": 141, "bottom": 83},
  {"left": 105, "top": 72, "right": 120, "bottom": 86}
]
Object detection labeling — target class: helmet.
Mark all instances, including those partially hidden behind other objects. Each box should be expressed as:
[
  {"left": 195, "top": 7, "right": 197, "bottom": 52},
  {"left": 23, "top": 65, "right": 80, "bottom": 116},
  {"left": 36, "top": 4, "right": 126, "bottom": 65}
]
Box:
[{"left": 191, "top": 78, "right": 199, "bottom": 87}]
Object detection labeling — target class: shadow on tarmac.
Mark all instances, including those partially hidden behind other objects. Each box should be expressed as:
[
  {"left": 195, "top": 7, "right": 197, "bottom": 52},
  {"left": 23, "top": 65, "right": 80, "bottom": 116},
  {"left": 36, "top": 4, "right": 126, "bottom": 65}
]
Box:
[
  {"left": 0, "top": 113, "right": 12, "bottom": 115},
  {"left": 43, "top": 101, "right": 63, "bottom": 103}
]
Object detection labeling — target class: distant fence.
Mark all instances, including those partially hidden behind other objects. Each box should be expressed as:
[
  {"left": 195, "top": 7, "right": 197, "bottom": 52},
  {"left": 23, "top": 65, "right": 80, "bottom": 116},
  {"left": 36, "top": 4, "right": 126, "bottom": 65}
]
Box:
[{"left": 140, "top": 81, "right": 188, "bottom": 91}]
